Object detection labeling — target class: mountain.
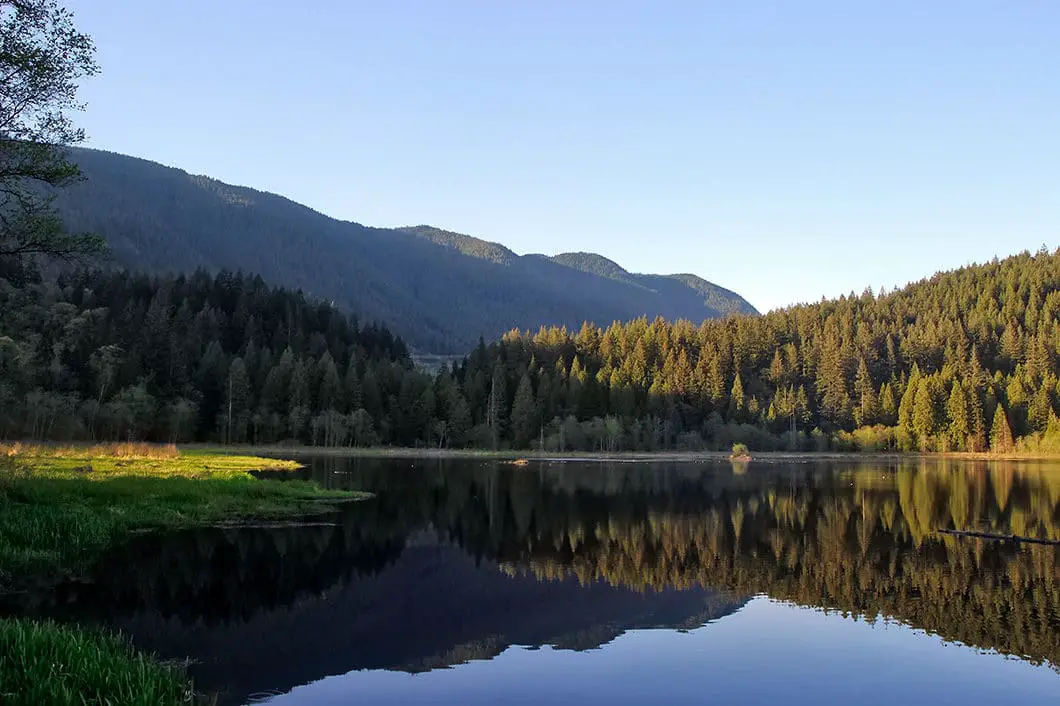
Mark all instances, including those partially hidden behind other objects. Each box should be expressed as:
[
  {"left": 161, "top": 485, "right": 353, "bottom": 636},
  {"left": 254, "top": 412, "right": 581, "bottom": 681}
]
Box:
[{"left": 54, "top": 148, "right": 757, "bottom": 353}]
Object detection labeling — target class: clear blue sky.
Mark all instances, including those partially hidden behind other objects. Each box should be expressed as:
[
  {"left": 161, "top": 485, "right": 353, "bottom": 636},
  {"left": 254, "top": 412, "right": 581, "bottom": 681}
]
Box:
[{"left": 67, "top": 0, "right": 1059, "bottom": 313}]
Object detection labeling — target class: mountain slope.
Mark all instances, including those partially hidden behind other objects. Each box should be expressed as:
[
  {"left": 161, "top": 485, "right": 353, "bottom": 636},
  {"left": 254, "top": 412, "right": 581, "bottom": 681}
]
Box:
[{"left": 56, "top": 148, "right": 757, "bottom": 352}]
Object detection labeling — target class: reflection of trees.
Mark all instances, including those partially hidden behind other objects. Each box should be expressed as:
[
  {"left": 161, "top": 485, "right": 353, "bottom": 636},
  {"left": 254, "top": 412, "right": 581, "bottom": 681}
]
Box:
[
  {"left": 9, "top": 457, "right": 1058, "bottom": 674},
  {"left": 323, "top": 457, "right": 1060, "bottom": 668},
  {"left": 5, "top": 507, "right": 409, "bottom": 625}
]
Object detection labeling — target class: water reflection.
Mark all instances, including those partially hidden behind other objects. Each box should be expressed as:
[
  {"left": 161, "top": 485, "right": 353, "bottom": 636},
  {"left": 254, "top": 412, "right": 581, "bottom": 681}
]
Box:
[
  {"left": 3, "top": 458, "right": 1058, "bottom": 704},
  {"left": 292, "top": 456, "right": 1060, "bottom": 668}
]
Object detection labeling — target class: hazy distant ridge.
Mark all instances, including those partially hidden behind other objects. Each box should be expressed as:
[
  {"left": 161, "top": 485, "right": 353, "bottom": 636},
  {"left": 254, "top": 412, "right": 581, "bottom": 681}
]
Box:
[{"left": 56, "top": 148, "right": 757, "bottom": 352}]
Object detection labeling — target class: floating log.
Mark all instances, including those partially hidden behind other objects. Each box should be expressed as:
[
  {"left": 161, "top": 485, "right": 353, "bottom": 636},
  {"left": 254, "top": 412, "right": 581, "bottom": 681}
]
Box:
[{"left": 937, "top": 529, "right": 1060, "bottom": 546}]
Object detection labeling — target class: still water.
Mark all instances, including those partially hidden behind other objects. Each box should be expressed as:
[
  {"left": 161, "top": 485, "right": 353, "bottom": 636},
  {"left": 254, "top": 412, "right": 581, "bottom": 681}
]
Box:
[{"left": 5, "top": 457, "right": 1060, "bottom": 704}]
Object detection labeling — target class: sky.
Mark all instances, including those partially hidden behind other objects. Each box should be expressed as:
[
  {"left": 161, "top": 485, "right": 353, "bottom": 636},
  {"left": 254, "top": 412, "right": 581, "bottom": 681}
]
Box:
[{"left": 66, "top": 0, "right": 1059, "bottom": 313}]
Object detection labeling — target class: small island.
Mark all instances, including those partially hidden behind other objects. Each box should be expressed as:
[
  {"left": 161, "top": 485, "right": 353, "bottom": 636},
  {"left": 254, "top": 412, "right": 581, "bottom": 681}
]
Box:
[{"left": 730, "top": 443, "right": 752, "bottom": 463}]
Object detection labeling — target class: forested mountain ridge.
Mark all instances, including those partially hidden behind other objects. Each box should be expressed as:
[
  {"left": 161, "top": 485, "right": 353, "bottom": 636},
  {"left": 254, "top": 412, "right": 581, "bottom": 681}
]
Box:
[
  {"left": 450, "top": 247, "right": 1060, "bottom": 452},
  {"left": 53, "top": 148, "right": 756, "bottom": 353},
  {"left": 5, "top": 248, "right": 1058, "bottom": 453}
]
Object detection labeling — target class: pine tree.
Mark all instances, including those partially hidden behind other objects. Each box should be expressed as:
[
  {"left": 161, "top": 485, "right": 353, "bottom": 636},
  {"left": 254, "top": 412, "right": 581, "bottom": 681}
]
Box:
[
  {"left": 768, "top": 349, "right": 785, "bottom": 385},
  {"left": 990, "top": 404, "right": 1015, "bottom": 453},
  {"left": 317, "top": 353, "right": 341, "bottom": 411},
  {"left": 446, "top": 389, "right": 471, "bottom": 447},
  {"left": 946, "top": 380, "right": 970, "bottom": 451},
  {"left": 728, "top": 373, "right": 746, "bottom": 422},
  {"left": 853, "top": 357, "right": 877, "bottom": 427},
  {"left": 878, "top": 382, "right": 898, "bottom": 426},
  {"left": 968, "top": 393, "right": 988, "bottom": 452},
  {"left": 1027, "top": 382, "right": 1054, "bottom": 432},
  {"left": 536, "top": 371, "right": 554, "bottom": 422},
  {"left": 912, "top": 378, "right": 938, "bottom": 451},
  {"left": 897, "top": 367, "right": 921, "bottom": 451},
  {"left": 224, "top": 357, "right": 251, "bottom": 443},
  {"left": 487, "top": 362, "right": 507, "bottom": 449},
  {"left": 510, "top": 373, "right": 536, "bottom": 448},
  {"left": 343, "top": 358, "right": 362, "bottom": 412}
]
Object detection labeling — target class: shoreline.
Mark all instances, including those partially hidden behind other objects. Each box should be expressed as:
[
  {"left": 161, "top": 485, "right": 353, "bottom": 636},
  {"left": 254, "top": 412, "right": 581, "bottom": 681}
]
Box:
[
  {"left": 0, "top": 447, "right": 363, "bottom": 592},
  {"left": 0, "top": 446, "right": 366, "bottom": 705},
  {"left": 184, "top": 444, "right": 1060, "bottom": 464}
]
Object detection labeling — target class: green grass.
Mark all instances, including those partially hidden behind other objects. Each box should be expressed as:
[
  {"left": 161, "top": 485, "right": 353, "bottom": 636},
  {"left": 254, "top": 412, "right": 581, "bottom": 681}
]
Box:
[
  {"left": 2, "top": 441, "right": 302, "bottom": 478},
  {"left": 0, "top": 444, "right": 360, "bottom": 585},
  {"left": 0, "top": 444, "right": 362, "bottom": 704},
  {"left": 0, "top": 618, "right": 197, "bottom": 705}
]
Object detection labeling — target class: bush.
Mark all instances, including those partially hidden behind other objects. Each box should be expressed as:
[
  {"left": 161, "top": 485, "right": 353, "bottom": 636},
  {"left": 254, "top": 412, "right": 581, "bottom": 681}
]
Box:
[
  {"left": 731, "top": 443, "right": 750, "bottom": 458},
  {"left": 849, "top": 425, "right": 898, "bottom": 452}
]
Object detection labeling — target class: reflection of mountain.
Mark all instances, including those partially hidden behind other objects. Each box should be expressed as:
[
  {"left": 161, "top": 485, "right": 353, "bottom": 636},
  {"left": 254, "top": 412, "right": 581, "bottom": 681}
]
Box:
[
  {"left": 0, "top": 512, "right": 744, "bottom": 706},
  {"left": 305, "top": 457, "right": 1060, "bottom": 669}
]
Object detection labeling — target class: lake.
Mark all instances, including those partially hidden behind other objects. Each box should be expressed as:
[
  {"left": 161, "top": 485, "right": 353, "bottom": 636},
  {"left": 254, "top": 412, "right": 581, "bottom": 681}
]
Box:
[{"left": 4, "top": 457, "right": 1059, "bottom": 705}]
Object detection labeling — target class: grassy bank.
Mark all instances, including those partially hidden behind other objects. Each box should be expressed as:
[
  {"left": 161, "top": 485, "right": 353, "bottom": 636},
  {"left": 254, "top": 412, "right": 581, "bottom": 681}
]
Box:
[
  {"left": 0, "top": 442, "right": 362, "bottom": 704},
  {"left": 0, "top": 442, "right": 360, "bottom": 585},
  {"left": 0, "top": 619, "right": 194, "bottom": 705}
]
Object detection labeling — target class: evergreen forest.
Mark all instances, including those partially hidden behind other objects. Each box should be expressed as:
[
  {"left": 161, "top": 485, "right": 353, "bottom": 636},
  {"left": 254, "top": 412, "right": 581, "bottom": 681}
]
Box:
[{"left": 2, "top": 248, "right": 1060, "bottom": 453}]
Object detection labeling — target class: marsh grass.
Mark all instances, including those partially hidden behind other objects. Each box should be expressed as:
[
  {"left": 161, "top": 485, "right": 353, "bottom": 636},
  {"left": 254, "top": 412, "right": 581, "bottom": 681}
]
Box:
[
  {"left": 2, "top": 441, "right": 181, "bottom": 460},
  {"left": 0, "top": 618, "right": 200, "bottom": 705},
  {"left": 0, "top": 445, "right": 353, "bottom": 584},
  {"left": 0, "top": 445, "right": 349, "bottom": 704},
  {"left": 0, "top": 442, "right": 301, "bottom": 478}
]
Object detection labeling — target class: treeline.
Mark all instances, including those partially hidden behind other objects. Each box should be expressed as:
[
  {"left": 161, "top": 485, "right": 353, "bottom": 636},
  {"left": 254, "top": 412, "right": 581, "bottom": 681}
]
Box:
[
  {"left": 0, "top": 269, "right": 424, "bottom": 444},
  {"left": 4, "top": 249, "right": 1060, "bottom": 451},
  {"left": 447, "top": 248, "right": 1060, "bottom": 452}
]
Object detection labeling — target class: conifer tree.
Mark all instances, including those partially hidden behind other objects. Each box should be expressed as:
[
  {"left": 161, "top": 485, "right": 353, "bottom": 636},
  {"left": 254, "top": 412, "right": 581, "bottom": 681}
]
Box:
[
  {"left": 968, "top": 393, "right": 988, "bottom": 452},
  {"left": 946, "top": 380, "right": 969, "bottom": 451},
  {"left": 878, "top": 382, "right": 898, "bottom": 426},
  {"left": 728, "top": 373, "right": 746, "bottom": 422},
  {"left": 510, "top": 373, "right": 536, "bottom": 448},
  {"left": 853, "top": 357, "right": 877, "bottom": 427},
  {"left": 487, "top": 362, "right": 507, "bottom": 449},
  {"left": 912, "top": 379, "right": 937, "bottom": 451},
  {"left": 224, "top": 356, "right": 251, "bottom": 443},
  {"left": 897, "top": 367, "right": 921, "bottom": 451},
  {"left": 446, "top": 389, "right": 472, "bottom": 447},
  {"left": 317, "top": 353, "right": 341, "bottom": 411},
  {"left": 989, "top": 404, "right": 1015, "bottom": 453}
]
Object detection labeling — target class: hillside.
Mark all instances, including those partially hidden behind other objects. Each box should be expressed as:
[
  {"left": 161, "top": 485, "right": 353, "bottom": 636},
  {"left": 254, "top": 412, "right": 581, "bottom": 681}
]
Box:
[
  {"left": 452, "top": 247, "right": 1060, "bottom": 452},
  {"left": 4, "top": 247, "right": 1058, "bottom": 452},
  {"left": 54, "top": 149, "right": 757, "bottom": 353}
]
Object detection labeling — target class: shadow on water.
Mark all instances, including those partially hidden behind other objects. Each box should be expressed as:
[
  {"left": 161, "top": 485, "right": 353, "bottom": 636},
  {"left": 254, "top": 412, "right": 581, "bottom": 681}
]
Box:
[{"left": 3, "top": 456, "right": 1060, "bottom": 704}]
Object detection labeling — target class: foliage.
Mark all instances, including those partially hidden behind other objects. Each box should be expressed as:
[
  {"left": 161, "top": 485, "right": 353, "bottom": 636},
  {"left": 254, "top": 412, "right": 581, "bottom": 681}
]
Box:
[
  {"left": 0, "top": 0, "right": 104, "bottom": 272},
  {"left": 0, "top": 618, "right": 194, "bottom": 705},
  {"left": 730, "top": 443, "right": 749, "bottom": 458}
]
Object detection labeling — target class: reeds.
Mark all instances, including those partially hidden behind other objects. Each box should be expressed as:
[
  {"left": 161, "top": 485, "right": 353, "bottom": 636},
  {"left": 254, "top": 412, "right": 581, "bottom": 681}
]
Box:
[{"left": 0, "top": 618, "right": 198, "bottom": 705}]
